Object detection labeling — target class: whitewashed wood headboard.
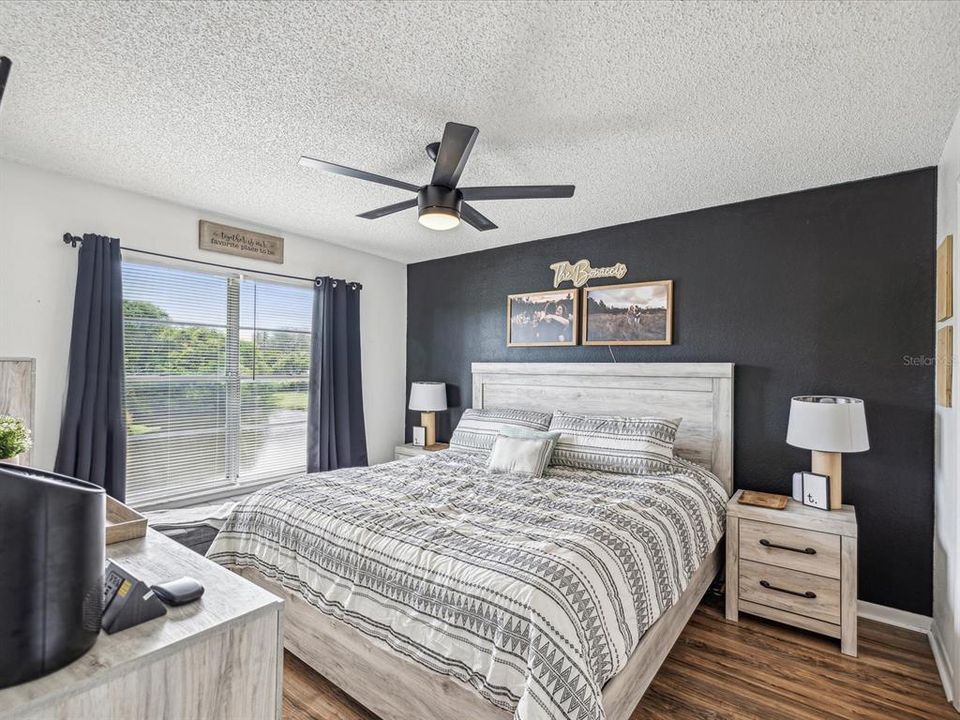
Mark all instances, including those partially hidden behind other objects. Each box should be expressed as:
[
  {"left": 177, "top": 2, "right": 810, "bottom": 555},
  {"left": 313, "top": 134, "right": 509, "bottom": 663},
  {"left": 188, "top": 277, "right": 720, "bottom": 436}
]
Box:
[{"left": 471, "top": 362, "right": 734, "bottom": 494}]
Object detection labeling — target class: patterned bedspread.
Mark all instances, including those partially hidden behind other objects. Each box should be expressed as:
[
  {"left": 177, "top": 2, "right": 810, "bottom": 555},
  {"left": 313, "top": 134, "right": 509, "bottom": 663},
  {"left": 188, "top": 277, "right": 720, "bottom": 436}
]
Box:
[{"left": 207, "top": 450, "right": 726, "bottom": 720}]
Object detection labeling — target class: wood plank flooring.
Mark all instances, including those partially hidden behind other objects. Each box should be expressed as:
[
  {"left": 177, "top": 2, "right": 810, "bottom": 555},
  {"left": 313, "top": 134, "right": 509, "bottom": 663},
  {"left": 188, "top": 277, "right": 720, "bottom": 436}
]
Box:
[{"left": 282, "top": 594, "right": 955, "bottom": 720}]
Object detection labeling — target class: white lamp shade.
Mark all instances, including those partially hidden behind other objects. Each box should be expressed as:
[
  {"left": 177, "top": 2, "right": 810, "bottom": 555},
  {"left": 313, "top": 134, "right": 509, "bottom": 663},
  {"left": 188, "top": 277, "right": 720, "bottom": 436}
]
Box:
[
  {"left": 409, "top": 382, "right": 447, "bottom": 412},
  {"left": 786, "top": 396, "right": 869, "bottom": 453}
]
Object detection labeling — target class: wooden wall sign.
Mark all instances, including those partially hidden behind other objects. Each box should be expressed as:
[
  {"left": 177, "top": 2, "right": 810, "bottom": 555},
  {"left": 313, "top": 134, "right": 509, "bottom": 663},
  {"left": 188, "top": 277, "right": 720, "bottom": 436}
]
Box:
[
  {"left": 199, "top": 221, "right": 284, "bottom": 264},
  {"left": 550, "top": 259, "right": 627, "bottom": 288},
  {"left": 937, "top": 234, "right": 953, "bottom": 321},
  {"left": 938, "top": 325, "right": 953, "bottom": 408}
]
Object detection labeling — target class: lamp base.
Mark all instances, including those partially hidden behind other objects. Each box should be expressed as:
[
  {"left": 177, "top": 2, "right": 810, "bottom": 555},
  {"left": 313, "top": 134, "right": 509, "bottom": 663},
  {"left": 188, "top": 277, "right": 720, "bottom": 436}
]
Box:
[
  {"left": 811, "top": 451, "right": 842, "bottom": 510},
  {"left": 420, "top": 412, "right": 437, "bottom": 447}
]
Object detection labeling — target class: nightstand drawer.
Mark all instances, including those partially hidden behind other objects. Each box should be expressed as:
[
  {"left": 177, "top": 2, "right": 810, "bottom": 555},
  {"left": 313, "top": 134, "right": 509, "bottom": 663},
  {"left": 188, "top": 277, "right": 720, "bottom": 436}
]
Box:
[
  {"left": 739, "top": 518, "right": 840, "bottom": 578},
  {"left": 739, "top": 559, "right": 841, "bottom": 625}
]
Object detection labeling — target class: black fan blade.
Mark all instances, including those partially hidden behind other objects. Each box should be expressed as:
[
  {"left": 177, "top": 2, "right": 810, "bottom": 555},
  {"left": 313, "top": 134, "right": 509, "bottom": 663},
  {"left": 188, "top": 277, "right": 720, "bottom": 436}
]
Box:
[
  {"left": 299, "top": 156, "right": 419, "bottom": 193},
  {"left": 460, "top": 185, "right": 575, "bottom": 201},
  {"left": 357, "top": 198, "right": 418, "bottom": 220},
  {"left": 431, "top": 122, "right": 479, "bottom": 189},
  {"left": 460, "top": 203, "right": 497, "bottom": 232}
]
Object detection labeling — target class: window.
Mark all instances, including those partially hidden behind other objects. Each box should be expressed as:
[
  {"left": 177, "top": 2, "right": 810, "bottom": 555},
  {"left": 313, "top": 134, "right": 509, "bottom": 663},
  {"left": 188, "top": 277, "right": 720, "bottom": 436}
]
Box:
[{"left": 122, "top": 261, "right": 313, "bottom": 507}]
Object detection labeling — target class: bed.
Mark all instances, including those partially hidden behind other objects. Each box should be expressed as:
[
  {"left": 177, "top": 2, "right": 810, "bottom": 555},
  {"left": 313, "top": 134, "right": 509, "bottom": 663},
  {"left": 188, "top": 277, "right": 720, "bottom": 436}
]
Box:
[{"left": 208, "top": 362, "right": 734, "bottom": 720}]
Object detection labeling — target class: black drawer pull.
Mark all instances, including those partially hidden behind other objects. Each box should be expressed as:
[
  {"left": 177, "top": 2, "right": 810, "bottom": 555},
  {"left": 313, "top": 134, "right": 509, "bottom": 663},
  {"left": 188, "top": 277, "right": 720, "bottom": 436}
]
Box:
[
  {"left": 760, "top": 579, "right": 816, "bottom": 599},
  {"left": 759, "top": 538, "right": 816, "bottom": 555}
]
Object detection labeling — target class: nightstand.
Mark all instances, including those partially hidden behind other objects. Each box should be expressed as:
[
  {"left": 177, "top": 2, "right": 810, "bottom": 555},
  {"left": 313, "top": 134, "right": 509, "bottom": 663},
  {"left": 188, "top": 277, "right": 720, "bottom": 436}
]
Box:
[
  {"left": 394, "top": 443, "right": 449, "bottom": 461},
  {"left": 725, "top": 489, "right": 858, "bottom": 656}
]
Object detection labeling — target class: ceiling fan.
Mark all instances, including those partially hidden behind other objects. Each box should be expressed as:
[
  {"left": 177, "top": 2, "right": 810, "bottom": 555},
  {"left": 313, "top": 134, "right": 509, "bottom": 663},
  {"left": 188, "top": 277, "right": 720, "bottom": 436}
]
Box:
[{"left": 298, "top": 122, "right": 575, "bottom": 231}]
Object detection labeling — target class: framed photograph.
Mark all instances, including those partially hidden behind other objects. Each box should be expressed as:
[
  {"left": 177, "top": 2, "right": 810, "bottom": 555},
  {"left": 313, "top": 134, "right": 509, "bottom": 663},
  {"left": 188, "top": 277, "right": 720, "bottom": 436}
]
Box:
[
  {"left": 581, "top": 280, "right": 673, "bottom": 346},
  {"left": 801, "top": 471, "right": 830, "bottom": 511},
  {"left": 506, "top": 289, "right": 578, "bottom": 347},
  {"left": 412, "top": 426, "right": 426, "bottom": 447},
  {"left": 792, "top": 471, "right": 803, "bottom": 502},
  {"left": 938, "top": 325, "right": 953, "bottom": 408},
  {"left": 937, "top": 234, "right": 953, "bottom": 321}
]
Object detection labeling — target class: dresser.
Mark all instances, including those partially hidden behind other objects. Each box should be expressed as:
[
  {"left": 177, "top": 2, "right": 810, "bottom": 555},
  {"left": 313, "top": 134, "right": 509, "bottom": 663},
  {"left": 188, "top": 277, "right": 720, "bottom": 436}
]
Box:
[
  {"left": 725, "top": 489, "right": 858, "bottom": 656},
  {"left": 0, "top": 529, "right": 284, "bottom": 720},
  {"left": 394, "top": 442, "right": 449, "bottom": 460}
]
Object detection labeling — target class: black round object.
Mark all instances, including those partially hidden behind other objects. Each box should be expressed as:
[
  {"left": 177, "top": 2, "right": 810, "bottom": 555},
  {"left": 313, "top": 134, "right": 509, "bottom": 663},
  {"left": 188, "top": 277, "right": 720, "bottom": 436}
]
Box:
[
  {"left": 0, "top": 464, "right": 105, "bottom": 688},
  {"left": 417, "top": 185, "right": 462, "bottom": 214}
]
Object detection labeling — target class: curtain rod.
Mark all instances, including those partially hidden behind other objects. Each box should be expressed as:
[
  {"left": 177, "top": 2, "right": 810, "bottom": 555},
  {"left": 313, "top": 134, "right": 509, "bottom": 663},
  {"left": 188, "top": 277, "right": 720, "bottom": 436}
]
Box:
[{"left": 62, "top": 233, "right": 362, "bottom": 289}]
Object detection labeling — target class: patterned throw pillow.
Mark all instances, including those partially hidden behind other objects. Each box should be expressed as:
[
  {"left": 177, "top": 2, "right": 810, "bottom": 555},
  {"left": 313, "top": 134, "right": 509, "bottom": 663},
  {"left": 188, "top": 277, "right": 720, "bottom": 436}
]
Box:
[
  {"left": 449, "top": 408, "right": 553, "bottom": 453},
  {"left": 487, "top": 435, "right": 558, "bottom": 477},
  {"left": 548, "top": 410, "right": 681, "bottom": 474}
]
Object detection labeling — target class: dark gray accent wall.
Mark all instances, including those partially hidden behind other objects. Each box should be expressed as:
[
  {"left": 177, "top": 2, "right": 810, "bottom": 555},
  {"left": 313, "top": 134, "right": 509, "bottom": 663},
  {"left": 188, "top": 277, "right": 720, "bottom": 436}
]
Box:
[{"left": 406, "top": 168, "right": 936, "bottom": 615}]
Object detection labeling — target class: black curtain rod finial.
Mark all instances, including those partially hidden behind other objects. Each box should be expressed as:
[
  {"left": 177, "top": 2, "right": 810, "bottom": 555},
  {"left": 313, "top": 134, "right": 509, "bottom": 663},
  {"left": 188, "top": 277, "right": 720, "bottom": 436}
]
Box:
[{"left": 63, "top": 233, "right": 82, "bottom": 248}]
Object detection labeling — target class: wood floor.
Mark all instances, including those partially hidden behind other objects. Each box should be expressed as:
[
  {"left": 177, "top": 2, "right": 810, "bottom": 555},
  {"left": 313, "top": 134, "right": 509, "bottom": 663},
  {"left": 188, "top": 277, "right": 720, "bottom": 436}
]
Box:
[{"left": 282, "top": 593, "right": 955, "bottom": 720}]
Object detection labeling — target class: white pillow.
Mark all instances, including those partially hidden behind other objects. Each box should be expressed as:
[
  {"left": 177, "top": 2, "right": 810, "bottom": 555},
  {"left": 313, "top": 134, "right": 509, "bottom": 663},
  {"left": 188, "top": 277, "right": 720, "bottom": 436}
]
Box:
[
  {"left": 487, "top": 435, "right": 557, "bottom": 477},
  {"left": 548, "top": 410, "right": 681, "bottom": 474}
]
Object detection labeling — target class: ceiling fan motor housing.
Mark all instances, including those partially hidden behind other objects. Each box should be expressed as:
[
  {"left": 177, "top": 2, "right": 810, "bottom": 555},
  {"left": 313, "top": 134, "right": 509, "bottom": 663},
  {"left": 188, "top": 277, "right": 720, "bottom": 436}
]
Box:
[{"left": 418, "top": 185, "right": 462, "bottom": 220}]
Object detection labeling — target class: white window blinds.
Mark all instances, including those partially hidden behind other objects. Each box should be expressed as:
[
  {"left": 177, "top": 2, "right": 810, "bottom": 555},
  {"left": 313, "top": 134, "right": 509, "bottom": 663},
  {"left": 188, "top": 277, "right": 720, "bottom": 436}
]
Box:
[
  {"left": 238, "top": 277, "right": 312, "bottom": 483},
  {"left": 122, "top": 261, "right": 312, "bottom": 507}
]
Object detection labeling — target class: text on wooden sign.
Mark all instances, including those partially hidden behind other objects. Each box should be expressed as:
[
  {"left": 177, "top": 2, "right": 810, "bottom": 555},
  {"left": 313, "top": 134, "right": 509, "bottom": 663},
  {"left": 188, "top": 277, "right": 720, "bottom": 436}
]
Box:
[
  {"left": 199, "top": 221, "right": 284, "bottom": 264},
  {"left": 550, "top": 259, "right": 628, "bottom": 287}
]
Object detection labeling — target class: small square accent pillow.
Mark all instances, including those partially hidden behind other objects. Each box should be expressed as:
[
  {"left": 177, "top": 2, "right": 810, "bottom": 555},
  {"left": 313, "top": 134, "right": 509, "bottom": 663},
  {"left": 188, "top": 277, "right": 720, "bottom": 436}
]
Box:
[
  {"left": 548, "top": 410, "right": 681, "bottom": 475},
  {"left": 449, "top": 408, "right": 553, "bottom": 453},
  {"left": 487, "top": 434, "right": 558, "bottom": 477}
]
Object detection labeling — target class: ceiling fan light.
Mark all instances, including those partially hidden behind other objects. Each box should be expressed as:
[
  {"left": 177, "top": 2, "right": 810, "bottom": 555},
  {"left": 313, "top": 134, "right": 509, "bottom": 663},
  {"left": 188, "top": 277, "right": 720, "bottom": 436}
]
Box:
[{"left": 418, "top": 207, "right": 460, "bottom": 231}]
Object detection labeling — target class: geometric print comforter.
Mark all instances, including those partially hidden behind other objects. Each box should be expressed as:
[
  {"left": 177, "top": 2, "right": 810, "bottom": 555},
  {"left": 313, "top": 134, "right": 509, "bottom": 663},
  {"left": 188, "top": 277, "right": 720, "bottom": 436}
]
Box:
[{"left": 207, "top": 449, "right": 726, "bottom": 720}]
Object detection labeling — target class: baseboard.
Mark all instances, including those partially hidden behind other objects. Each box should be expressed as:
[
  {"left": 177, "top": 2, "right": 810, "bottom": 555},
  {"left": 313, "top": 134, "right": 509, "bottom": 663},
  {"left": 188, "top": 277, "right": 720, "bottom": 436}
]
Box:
[
  {"left": 856, "top": 600, "right": 932, "bottom": 633},
  {"left": 929, "top": 625, "right": 956, "bottom": 706},
  {"left": 857, "top": 602, "right": 956, "bottom": 708}
]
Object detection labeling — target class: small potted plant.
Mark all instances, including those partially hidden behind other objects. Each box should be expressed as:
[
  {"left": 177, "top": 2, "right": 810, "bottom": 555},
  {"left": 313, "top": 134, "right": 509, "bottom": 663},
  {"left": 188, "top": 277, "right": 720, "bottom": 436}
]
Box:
[{"left": 0, "top": 415, "right": 32, "bottom": 464}]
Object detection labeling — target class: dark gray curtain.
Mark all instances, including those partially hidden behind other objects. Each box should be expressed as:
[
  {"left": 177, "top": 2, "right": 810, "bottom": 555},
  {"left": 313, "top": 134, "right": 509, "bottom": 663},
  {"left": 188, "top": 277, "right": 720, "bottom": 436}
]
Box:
[
  {"left": 307, "top": 276, "right": 367, "bottom": 471},
  {"left": 55, "top": 234, "right": 127, "bottom": 500}
]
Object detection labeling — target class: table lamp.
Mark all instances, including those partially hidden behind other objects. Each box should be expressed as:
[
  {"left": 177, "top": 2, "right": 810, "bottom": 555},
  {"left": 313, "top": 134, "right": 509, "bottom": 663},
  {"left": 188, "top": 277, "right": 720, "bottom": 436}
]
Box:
[
  {"left": 786, "top": 395, "right": 869, "bottom": 509},
  {"left": 409, "top": 382, "right": 447, "bottom": 447}
]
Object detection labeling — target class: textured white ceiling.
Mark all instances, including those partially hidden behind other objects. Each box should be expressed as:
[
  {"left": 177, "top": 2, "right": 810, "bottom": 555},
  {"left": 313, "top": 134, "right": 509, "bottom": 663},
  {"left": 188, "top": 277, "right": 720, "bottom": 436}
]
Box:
[{"left": 1, "top": 1, "right": 960, "bottom": 263}]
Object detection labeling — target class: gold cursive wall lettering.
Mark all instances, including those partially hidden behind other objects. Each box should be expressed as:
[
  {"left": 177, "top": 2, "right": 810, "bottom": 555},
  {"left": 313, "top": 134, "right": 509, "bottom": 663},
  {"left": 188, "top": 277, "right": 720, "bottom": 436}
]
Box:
[{"left": 550, "top": 259, "right": 628, "bottom": 288}]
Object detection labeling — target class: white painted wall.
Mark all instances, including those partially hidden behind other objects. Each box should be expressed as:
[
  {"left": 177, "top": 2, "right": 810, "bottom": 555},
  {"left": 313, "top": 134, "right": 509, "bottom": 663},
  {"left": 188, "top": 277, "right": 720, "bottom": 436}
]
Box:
[
  {"left": 933, "top": 105, "right": 960, "bottom": 710},
  {"left": 0, "top": 159, "right": 406, "bottom": 476}
]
